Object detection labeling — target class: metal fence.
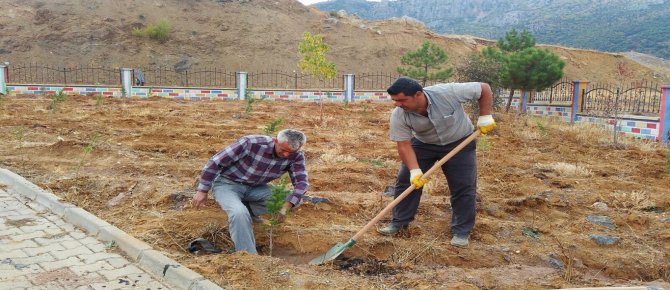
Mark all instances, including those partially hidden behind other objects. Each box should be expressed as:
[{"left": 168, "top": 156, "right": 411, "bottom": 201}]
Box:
[
  {"left": 355, "top": 72, "right": 444, "bottom": 90},
  {"left": 584, "top": 80, "right": 662, "bottom": 116},
  {"left": 247, "top": 70, "right": 345, "bottom": 90},
  {"left": 7, "top": 63, "right": 121, "bottom": 85},
  {"left": 355, "top": 72, "right": 399, "bottom": 91},
  {"left": 4, "top": 63, "right": 435, "bottom": 91},
  {"left": 138, "top": 66, "right": 237, "bottom": 88},
  {"left": 531, "top": 78, "right": 574, "bottom": 104}
]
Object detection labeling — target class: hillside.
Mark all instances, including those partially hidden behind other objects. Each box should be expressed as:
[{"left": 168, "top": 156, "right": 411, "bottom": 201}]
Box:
[
  {"left": 0, "top": 0, "right": 669, "bottom": 85},
  {"left": 313, "top": 0, "right": 670, "bottom": 60}
]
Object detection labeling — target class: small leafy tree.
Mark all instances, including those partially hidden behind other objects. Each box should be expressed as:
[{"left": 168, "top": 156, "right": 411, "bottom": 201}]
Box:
[
  {"left": 298, "top": 32, "right": 337, "bottom": 80},
  {"left": 397, "top": 41, "right": 453, "bottom": 86},
  {"left": 297, "top": 32, "right": 337, "bottom": 123}
]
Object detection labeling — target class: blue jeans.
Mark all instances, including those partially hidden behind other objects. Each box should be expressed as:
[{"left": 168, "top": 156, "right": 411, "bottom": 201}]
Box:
[
  {"left": 212, "top": 176, "right": 271, "bottom": 254},
  {"left": 392, "top": 135, "right": 477, "bottom": 237}
]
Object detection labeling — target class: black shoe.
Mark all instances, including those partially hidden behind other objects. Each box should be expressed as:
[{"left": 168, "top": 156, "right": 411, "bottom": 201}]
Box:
[
  {"left": 186, "top": 238, "right": 223, "bottom": 254},
  {"left": 377, "top": 224, "right": 408, "bottom": 236},
  {"left": 251, "top": 215, "right": 265, "bottom": 224}
]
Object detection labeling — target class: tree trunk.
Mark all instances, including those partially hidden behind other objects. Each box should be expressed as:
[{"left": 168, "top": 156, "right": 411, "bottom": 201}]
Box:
[{"left": 505, "top": 88, "right": 516, "bottom": 113}]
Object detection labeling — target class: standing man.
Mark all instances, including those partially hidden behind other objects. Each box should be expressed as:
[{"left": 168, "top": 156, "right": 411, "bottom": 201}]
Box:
[
  {"left": 378, "top": 77, "right": 496, "bottom": 247},
  {"left": 191, "top": 129, "right": 308, "bottom": 254}
]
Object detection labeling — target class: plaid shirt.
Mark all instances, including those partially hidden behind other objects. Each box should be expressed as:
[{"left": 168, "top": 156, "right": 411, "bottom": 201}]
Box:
[{"left": 197, "top": 135, "right": 308, "bottom": 206}]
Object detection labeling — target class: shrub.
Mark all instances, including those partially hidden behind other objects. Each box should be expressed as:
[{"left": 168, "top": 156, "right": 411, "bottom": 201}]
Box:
[
  {"left": 47, "top": 90, "right": 67, "bottom": 113},
  {"left": 132, "top": 19, "right": 171, "bottom": 43},
  {"left": 244, "top": 91, "right": 257, "bottom": 114},
  {"left": 95, "top": 95, "right": 104, "bottom": 108}
]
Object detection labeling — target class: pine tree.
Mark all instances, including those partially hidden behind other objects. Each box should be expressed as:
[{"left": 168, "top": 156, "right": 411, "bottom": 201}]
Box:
[
  {"left": 397, "top": 41, "right": 453, "bottom": 86},
  {"left": 484, "top": 29, "right": 565, "bottom": 112}
]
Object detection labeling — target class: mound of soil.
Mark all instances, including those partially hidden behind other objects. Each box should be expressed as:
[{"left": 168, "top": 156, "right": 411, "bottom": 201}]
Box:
[{"left": 0, "top": 95, "right": 669, "bottom": 289}]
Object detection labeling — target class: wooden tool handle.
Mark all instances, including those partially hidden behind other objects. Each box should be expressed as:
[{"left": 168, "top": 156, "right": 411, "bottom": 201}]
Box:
[{"left": 351, "top": 130, "right": 481, "bottom": 241}]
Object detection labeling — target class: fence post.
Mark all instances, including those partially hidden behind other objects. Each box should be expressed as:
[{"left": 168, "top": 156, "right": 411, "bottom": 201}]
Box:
[
  {"left": 121, "top": 68, "right": 133, "bottom": 97},
  {"left": 520, "top": 90, "right": 529, "bottom": 113},
  {"left": 344, "top": 73, "right": 354, "bottom": 103},
  {"left": 236, "top": 71, "right": 247, "bottom": 100},
  {"left": 659, "top": 85, "right": 670, "bottom": 144},
  {"left": 571, "top": 80, "right": 590, "bottom": 124},
  {"left": 294, "top": 71, "right": 298, "bottom": 89},
  {"left": 0, "top": 63, "right": 7, "bottom": 95}
]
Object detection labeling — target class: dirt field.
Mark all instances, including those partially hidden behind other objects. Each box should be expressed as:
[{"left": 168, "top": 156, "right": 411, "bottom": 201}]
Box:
[{"left": 1, "top": 95, "right": 669, "bottom": 289}]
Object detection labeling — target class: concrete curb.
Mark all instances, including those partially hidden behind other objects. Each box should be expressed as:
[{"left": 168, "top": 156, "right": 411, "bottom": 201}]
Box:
[{"left": 0, "top": 168, "right": 224, "bottom": 290}]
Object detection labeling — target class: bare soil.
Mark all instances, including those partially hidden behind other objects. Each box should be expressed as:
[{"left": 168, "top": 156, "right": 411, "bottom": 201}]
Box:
[{"left": 1, "top": 95, "right": 669, "bottom": 289}]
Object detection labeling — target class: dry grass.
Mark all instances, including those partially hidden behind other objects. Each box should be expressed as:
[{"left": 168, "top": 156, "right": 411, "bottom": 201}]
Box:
[
  {"left": 389, "top": 237, "right": 443, "bottom": 265},
  {"left": 610, "top": 190, "right": 655, "bottom": 210},
  {"left": 535, "top": 162, "right": 593, "bottom": 177},
  {"left": 517, "top": 130, "right": 542, "bottom": 141},
  {"left": 319, "top": 152, "right": 358, "bottom": 165},
  {"left": 422, "top": 175, "right": 449, "bottom": 196},
  {"left": 549, "top": 118, "right": 667, "bottom": 152}
]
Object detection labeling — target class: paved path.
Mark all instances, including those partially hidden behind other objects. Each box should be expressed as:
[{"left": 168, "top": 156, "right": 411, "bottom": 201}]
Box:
[{"left": 0, "top": 188, "right": 172, "bottom": 290}]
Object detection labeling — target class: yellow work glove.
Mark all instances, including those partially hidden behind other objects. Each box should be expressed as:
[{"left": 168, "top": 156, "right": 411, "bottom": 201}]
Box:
[
  {"left": 477, "top": 115, "right": 497, "bottom": 134},
  {"left": 410, "top": 169, "right": 427, "bottom": 189}
]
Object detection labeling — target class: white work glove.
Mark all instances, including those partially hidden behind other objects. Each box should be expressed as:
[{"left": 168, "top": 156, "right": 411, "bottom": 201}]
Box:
[
  {"left": 477, "top": 115, "right": 497, "bottom": 134},
  {"left": 410, "top": 169, "right": 427, "bottom": 189},
  {"left": 275, "top": 207, "right": 289, "bottom": 224}
]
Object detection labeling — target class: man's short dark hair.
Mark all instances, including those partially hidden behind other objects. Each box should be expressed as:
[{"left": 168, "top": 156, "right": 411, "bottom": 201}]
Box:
[{"left": 387, "top": 77, "right": 423, "bottom": 96}]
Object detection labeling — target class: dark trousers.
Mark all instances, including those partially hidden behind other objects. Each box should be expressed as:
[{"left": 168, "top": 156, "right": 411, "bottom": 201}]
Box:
[{"left": 392, "top": 135, "right": 477, "bottom": 236}]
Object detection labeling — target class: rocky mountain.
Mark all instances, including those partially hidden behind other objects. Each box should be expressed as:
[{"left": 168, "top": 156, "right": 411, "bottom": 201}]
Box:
[
  {"left": 0, "top": 0, "right": 668, "bottom": 85},
  {"left": 313, "top": 0, "right": 670, "bottom": 60}
]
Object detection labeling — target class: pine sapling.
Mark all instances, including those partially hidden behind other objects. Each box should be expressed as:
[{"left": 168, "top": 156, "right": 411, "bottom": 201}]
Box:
[
  {"left": 76, "top": 132, "right": 101, "bottom": 177},
  {"left": 263, "top": 117, "right": 284, "bottom": 135},
  {"left": 245, "top": 91, "right": 257, "bottom": 114},
  {"left": 95, "top": 95, "right": 104, "bottom": 108},
  {"left": 265, "top": 174, "right": 291, "bottom": 256}
]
